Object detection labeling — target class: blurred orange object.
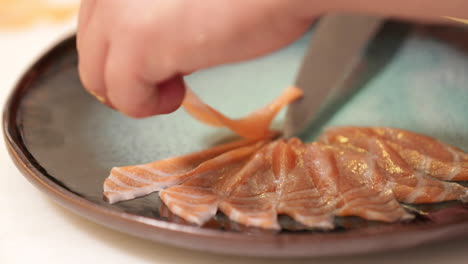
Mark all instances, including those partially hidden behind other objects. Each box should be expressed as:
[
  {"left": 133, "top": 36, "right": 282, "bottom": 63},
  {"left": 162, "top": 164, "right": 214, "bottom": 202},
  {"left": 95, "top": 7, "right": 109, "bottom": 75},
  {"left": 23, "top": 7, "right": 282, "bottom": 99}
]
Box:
[{"left": 0, "top": 0, "right": 78, "bottom": 29}]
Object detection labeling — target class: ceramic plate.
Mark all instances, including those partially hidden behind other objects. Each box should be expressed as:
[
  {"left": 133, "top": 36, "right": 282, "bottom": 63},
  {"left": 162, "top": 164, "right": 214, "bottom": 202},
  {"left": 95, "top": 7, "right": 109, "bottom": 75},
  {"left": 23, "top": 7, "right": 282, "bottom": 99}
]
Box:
[{"left": 3, "top": 25, "right": 468, "bottom": 257}]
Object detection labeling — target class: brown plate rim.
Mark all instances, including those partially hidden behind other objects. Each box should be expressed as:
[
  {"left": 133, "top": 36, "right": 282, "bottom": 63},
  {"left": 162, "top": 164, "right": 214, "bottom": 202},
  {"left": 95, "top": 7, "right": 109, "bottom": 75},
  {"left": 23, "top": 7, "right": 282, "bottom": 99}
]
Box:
[{"left": 3, "top": 35, "right": 468, "bottom": 257}]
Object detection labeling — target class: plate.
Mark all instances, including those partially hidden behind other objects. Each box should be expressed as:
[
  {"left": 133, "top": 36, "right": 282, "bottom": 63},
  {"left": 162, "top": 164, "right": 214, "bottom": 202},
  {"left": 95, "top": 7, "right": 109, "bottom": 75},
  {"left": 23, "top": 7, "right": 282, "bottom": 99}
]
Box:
[{"left": 3, "top": 26, "right": 468, "bottom": 257}]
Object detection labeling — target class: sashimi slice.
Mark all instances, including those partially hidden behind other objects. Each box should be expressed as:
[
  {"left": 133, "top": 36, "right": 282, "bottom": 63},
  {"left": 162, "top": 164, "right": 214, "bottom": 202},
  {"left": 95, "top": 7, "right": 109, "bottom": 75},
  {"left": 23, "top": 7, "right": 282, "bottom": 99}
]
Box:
[
  {"left": 219, "top": 141, "right": 281, "bottom": 229},
  {"left": 276, "top": 139, "right": 336, "bottom": 229},
  {"left": 368, "top": 139, "right": 468, "bottom": 204},
  {"left": 160, "top": 186, "right": 218, "bottom": 225},
  {"left": 182, "top": 86, "right": 303, "bottom": 140},
  {"left": 320, "top": 127, "right": 468, "bottom": 203},
  {"left": 322, "top": 127, "right": 468, "bottom": 181},
  {"left": 305, "top": 142, "right": 412, "bottom": 222},
  {"left": 220, "top": 138, "right": 337, "bottom": 230},
  {"left": 159, "top": 141, "right": 266, "bottom": 225},
  {"left": 329, "top": 145, "right": 413, "bottom": 221},
  {"left": 374, "top": 128, "right": 468, "bottom": 181},
  {"left": 104, "top": 138, "right": 263, "bottom": 203}
]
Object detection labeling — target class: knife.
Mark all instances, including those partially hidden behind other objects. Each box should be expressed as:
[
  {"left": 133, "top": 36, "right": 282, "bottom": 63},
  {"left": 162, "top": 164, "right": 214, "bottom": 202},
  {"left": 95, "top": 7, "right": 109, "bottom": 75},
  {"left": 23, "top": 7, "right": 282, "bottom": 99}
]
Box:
[{"left": 284, "top": 14, "right": 385, "bottom": 138}]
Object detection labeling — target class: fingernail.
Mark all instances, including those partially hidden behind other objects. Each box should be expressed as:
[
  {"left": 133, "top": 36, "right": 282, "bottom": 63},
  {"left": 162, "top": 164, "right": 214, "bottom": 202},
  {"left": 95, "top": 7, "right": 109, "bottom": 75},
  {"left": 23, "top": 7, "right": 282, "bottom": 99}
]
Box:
[{"left": 88, "top": 89, "right": 106, "bottom": 103}]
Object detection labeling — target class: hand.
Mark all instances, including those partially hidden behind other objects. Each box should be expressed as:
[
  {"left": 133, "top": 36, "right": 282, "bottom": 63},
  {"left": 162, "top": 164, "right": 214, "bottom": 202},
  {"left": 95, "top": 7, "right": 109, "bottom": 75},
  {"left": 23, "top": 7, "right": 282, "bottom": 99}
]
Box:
[
  {"left": 77, "top": 0, "right": 317, "bottom": 118},
  {"left": 77, "top": 0, "right": 466, "bottom": 118}
]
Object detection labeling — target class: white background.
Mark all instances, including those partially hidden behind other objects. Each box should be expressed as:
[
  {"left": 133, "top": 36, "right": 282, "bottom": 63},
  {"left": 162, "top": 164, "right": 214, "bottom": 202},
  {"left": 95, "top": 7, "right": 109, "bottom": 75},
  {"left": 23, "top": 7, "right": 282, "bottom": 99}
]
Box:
[{"left": 1, "top": 13, "right": 468, "bottom": 264}]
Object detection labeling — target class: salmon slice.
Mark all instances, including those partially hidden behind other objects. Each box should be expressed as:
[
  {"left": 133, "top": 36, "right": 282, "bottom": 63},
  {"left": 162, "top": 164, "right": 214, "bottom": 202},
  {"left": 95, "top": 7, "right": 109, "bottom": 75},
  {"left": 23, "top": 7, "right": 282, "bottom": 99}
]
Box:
[
  {"left": 305, "top": 142, "right": 412, "bottom": 222},
  {"left": 158, "top": 138, "right": 322, "bottom": 229},
  {"left": 276, "top": 139, "right": 336, "bottom": 229},
  {"left": 367, "top": 139, "right": 468, "bottom": 204},
  {"left": 104, "top": 138, "right": 263, "bottom": 203},
  {"left": 375, "top": 128, "right": 468, "bottom": 181},
  {"left": 330, "top": 145, "right": 412, "bottom": 221},
  {"left": 322, "top": 127, "right": 468, "bottom": 181},
  {"left": 320, "top": 127, "right": 468, "bottom": 204},
  {"left": 219, "top": 141, "right": 281, "bottom": 229},
  {"left": 220, "top": 139, "right": 336, "bottom": 230},
  {"left": 182, "top": 86, "right": 303, "bottom": 140},
  {"left": 159, "top": 141, "right": 266, "bottom": 225}
]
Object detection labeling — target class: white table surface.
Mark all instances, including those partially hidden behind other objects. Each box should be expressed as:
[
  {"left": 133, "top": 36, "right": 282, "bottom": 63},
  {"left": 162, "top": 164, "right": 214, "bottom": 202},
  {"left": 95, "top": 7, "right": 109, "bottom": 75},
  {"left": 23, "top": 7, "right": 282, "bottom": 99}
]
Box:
[{"left": 1, "top": 19, "right": 468, "bottom": 264}]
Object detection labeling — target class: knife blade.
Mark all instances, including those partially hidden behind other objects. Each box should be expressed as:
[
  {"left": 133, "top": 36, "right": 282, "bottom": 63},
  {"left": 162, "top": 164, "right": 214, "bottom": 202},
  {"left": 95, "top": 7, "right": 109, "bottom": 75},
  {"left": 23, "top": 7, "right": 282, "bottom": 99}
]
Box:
[{"left": 284, "top": 14, "right": 385, "bottom": 138}]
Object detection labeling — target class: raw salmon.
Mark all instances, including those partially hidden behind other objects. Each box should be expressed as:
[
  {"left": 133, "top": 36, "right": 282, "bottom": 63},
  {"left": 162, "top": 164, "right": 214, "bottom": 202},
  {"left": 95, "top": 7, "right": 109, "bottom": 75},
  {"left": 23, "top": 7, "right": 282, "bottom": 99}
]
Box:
[
  {"left": 104, "top": 138, "right": 266, "bottom": 203},
  {"left": 305, "top": 142, "right": 413, "bottom": 223},
  {"left": 320, "top": 127, "right": 468, "bottom": 203},
  {"left": 104, "top": 85, "right": 301, "bottom": 203},
  {"left": 159, "top": 140, "right": 268, "bottom": 225},
  {"left": 275, "top": 139, "right": 337, "bottom": 229},
  {"left": 104, "top": 86, "right": 468, "bottom": 229},
  {"left": 219, "top": 139, "right": 338, "bottom": 230},
  {"left": 182, "top": 86, "right": 303, "bottom": 140},
  {"left": 321, "top": 127, "right": 468, "bottom": 181}
]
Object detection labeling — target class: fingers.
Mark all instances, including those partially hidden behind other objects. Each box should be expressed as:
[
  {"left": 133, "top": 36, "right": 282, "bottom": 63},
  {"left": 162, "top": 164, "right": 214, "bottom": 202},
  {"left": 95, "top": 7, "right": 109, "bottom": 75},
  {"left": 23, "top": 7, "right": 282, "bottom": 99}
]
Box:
[
  {"left": 104, "top": 36, "right": 185, "bottom": 117},
  {"left": 77, "top": 0, "right": 316, "bottom": 118},
  {"left": 157, "top": 76, "right": 187, "bottom": 115},
  {"left": 76, "top": 0, "right": 96, "bottom": 50},
  {"left": 78, "top": 0, "right": 186, "bottom": 117},
  {"left": 77, "top": 0, "right": 113, "bottom": 107}
]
